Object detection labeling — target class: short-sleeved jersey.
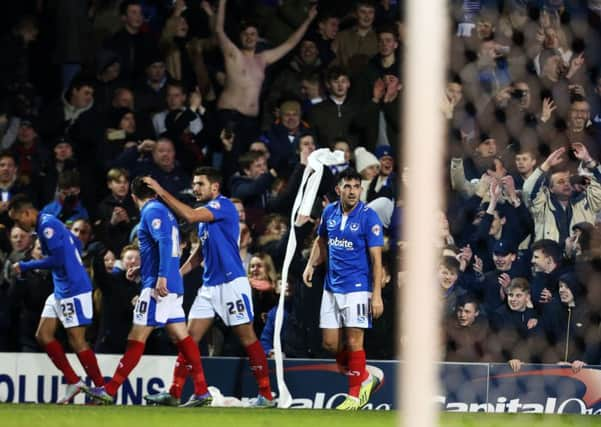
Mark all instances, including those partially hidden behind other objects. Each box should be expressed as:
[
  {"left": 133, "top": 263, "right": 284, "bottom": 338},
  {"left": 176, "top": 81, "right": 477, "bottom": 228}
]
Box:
[
  {"left": 36, "top": 213, "right": 92, "bottom": 299},
  {"left": 317, "top": 201, "right": 384, "bottom": 294},
  {"left": 197, "top": 195, "right": 246, "bottom": 286},
  {"left": 138, "top": 199, "right": 183, "bottom": 294}
]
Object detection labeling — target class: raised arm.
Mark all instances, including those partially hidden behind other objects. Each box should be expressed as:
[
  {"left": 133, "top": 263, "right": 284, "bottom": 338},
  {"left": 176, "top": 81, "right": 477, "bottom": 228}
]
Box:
[
  {"left": 143, "top": 177, "right": 214, "bottom": 224},
  {"left": 261, "top": 5, "right": 317, "bottom": 65},
  {"left": 522, "top": 147, "right": 565, "bottom": 207},
  {"left": 200, "top": 0, "right": 216, "bottom": 33},
  {"left": 573, "top": 143, "right": 601, "bottom": 213},
  {"left": 216, "top": 0, "right": 239, "bottom": 57}
]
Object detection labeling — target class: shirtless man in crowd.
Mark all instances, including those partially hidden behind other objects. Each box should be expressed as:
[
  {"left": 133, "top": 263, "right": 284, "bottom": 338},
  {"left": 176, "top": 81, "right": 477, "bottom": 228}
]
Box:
[{"left": 214, "top": 0, "right": 317, "bottom": 152}]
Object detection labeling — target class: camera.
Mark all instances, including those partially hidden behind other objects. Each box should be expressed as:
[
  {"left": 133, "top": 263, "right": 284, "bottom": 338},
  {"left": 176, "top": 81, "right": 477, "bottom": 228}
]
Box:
[
  {"left": 570, "top": 175, "right": 589, "bottom": 187},
  {"left": 511, "top": 89, "right": 527, "bottom": 99}
]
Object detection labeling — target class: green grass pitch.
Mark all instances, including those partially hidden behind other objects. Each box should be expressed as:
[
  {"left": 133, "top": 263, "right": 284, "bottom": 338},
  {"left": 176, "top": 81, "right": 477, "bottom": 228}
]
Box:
[{"left": 1, "top": 405, "right": 599, "bottom": 427}]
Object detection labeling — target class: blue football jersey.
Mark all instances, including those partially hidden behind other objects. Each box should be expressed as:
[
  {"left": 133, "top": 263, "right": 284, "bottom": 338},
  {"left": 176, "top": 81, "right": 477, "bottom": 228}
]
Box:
[
  {"left": 317, "top": 201, "right": 384, "bottom": 294},
  {"left": 22, "top": 213, "right": 92, "bottom": 299},
  {"left": 197, "top": 195, "right": 246, "bottom": 286},
  {"left": 138, "top": 199, "right": 183, "bottom": 294}
]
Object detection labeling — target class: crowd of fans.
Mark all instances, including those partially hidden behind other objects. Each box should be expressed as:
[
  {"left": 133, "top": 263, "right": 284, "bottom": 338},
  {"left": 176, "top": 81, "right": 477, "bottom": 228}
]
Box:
[
  {"left": 0, "top": 0, "right": 399, "bottom": 360},
  {"left": 442, "top": 0, "right": 601, "bottom": 371},
  {"left": 8, "top": 0, "right": 600, "bottom": 373}
]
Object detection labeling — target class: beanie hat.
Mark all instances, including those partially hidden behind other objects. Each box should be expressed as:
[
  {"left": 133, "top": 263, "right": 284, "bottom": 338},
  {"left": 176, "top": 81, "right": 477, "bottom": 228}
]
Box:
[
  {"left": 354, "top": 147, "right": 379, "bottom": 174},
  {"left": 375, "top": 145, "right": 394, "bottom": 160}
]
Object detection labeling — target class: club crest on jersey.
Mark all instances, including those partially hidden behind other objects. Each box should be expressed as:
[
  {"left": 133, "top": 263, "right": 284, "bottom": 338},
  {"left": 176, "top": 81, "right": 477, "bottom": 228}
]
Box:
[
  {"left": 43, "top": 227, "right": 54, "bottom": 239},
  {"left": 151, "top": 218, "right": 161, "bottom": 229},
  {"left": 350, "top": 223, "right": 359, "bottom": 232},
  {"left": 371, "top": 224, "right": 381, "bottom": 236},
  {"left": 208, "top": 200, "right": 221, "bottom": 209}
]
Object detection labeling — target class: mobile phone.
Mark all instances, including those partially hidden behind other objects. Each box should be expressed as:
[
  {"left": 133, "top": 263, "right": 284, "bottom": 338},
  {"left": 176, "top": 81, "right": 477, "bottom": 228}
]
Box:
[{"left": 107, "top": 129, "right": 126, "bottom": 141}]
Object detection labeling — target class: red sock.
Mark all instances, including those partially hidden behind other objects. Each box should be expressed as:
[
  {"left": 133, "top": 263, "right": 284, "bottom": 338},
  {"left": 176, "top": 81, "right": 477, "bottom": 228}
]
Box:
[
  {"left": 105, "top": 340, "right": 145, "bottom": 396},
  {"left": 45, "top": 340, "right": 80, "bottom": 385},
  {"left": 336, "top": 350, "right": 349, "bottom": 374},
  {"left": 176, "top": 337, "right": 208, "bottom": 396},
  {"left": 347, "top": 350, "right": 368, "bottom": 397},
  {"left": 77, "top": 349, "right": 105, "bottom": 386},
  {"left": 169, "top": 353, "right": 191, "bottom": 399},
  {"left": 245, "top": 340, "right": 272, "bottom": 399}
]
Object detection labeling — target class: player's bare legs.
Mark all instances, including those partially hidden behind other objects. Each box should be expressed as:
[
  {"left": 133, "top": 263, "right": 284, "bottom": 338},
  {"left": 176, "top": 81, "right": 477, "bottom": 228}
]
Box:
[
  {"left": 90, "top": 322, "right": 210, "bottom": 405},
  {"left": 187, "top": 318, "right": 214, "bottom": 342},
  {"left": 322, "top": 328, "right": 347, "bottom": 372},
  {"left": 323, "top": 327, "right": 377, "bottom": 409},
  {"left": 163, "top": 318, "right": 214, "bottom": 405},
  {"left": 147, "top": 317, "right": 214, "bottom": 405},
  {"left": 36, "top": 318, "right": 103, "bottom": 403},
  {"left": 36, "top": 316, "right": 59, "bottom": 346}
]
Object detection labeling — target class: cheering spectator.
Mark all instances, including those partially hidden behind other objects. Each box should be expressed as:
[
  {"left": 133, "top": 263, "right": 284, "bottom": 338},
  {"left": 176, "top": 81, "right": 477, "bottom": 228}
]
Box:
[
  {"left": 522, "top": 144, "right": 601, "bottom": 244},
  {"left": 95, "top": 168, "right": 139, "bottom": 256},
  {"left": 489, "top": 278, "right": 543, "bottom": 372},
  {"left": 94, "top": 245, "right": 141, "bottom": 354}
]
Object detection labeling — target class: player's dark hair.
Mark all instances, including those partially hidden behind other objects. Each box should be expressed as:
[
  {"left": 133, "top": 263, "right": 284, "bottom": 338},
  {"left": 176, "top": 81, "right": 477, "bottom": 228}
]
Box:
[
  {"left": 8, "top": 194, "right": 34, "bottom": 213},
  {"left": 131, "top": 176, "right": 156, "bottom": 200},
  {"left": 337, "top": 168, "right": 362, "bottom": 184},
  {"left": 193, "top": 166, "right": 222, "bottom": 188}
]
